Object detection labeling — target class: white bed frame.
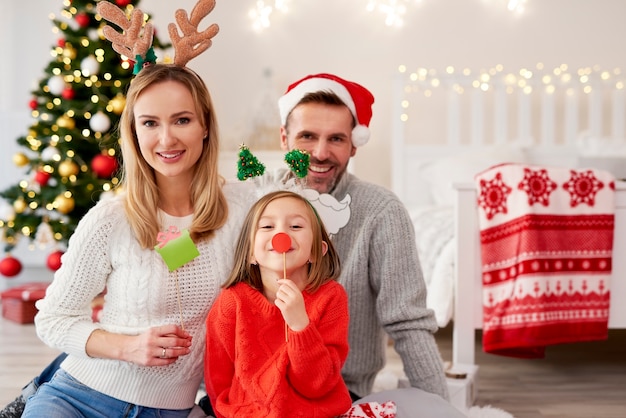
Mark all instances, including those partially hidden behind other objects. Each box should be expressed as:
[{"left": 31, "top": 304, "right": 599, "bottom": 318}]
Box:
[{"left": 391, "top": 67, "right": 626, "bottom": 368}]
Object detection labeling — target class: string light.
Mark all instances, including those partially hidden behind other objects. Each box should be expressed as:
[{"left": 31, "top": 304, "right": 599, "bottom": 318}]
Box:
[
  {"left": 249, "top": 0, "right": 291, "bottom": 32},
  {"left": 506, "top": 0, "right": 527, "bottom": 14},
  {"left": 398, "top": 63, "right": 624, "bottom": 99},
  {"left": 366, "top": 0, "right": 423, "bottom": 27},
  {"left": 249, "top": 0, "right": 526, "bottom": 30}
]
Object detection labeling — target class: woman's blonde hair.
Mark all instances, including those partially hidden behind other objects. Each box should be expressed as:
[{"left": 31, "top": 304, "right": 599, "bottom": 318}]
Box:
[
  {"left": 118, "top": 64, "right": 227, "bottom": 248},
  {"left": 223, "top": 190, "right": 341, "bottom": 292}
]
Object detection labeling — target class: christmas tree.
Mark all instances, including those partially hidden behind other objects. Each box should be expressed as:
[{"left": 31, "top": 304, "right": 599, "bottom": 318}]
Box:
[{"left": 0, "top": 0, "right": 169, "bottom": 277}]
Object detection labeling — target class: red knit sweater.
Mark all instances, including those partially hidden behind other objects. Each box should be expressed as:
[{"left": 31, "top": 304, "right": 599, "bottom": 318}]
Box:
[{"left": 205, "top": 281, "right": 352, "bottom": 418}]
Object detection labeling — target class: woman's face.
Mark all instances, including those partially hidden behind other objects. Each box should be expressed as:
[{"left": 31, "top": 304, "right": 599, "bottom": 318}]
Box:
[{"left": 133, "top": 80, "right": 206, "bottom": 184}]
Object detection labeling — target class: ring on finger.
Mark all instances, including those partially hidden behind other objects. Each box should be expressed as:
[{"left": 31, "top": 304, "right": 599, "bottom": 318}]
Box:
[{"left": 161, "top": 347, "right": 167, "bottom": 359}]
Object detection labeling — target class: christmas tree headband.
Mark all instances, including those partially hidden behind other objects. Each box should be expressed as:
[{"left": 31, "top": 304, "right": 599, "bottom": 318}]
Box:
[
  {"left": 237, "top": 145, "right": 310, "bottom": 181},
  {"left": 96, "top": 0, "right": 219, "bottom": 74}
]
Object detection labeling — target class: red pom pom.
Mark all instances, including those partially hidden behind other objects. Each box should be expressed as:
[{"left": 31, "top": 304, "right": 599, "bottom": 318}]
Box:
[
  {"left": 0, "top": 255, "right": 23, "bottom": 278},
  {"left": 46, "top": 250, "right": 64, "bottom": 271},
  {"left": 91, "top": 154, "right": 118, "bottom": 178},
  {"left": 115, "top": 0, "right": 132, "bottom": 6},
  {"left": 75, "top": 12, "right": 90, "bottom": 28},
  {"left": 272, "top": 233, "right": 291, "bottom": 253},
  {"left": 29, "top": 99, "right": 38, "bottom": 110},
  {"left": 62, "top": 88, "right": 75, "bottom": 100},
  {"left": 34, "top": 170, "right": 51, "bottom": 186}
]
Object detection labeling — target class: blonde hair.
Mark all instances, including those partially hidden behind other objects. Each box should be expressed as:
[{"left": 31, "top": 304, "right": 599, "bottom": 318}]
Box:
[
  {"left": 223, "top": 190, "right": 341, "bottom": 292},
  {"left": 118, "top": 64, "right": 227, "bottom": 248}
]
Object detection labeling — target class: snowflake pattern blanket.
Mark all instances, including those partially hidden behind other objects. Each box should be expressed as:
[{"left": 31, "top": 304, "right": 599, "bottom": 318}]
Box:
[{"left": 475, "top": 163, "right": 615, "bottom": 358}]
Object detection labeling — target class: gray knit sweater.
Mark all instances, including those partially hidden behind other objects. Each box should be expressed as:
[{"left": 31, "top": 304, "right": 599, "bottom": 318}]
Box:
[{"left": 267, "top": 170, "right": 449, "bottom": 400}]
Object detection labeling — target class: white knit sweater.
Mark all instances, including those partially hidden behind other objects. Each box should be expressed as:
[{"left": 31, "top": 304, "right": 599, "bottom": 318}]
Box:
[{"left": 34, "top": 183, "right": 249, "bottom": 410}]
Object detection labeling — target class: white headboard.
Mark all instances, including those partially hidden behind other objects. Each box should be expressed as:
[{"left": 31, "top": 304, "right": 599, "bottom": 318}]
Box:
[{"left": 391, "top": 65, "right": 626, "bottom": 208}]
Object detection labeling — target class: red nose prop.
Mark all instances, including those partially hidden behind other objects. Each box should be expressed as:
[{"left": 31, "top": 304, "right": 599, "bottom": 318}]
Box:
[{"left": 272, "top": 233, "right": 291, "bottom": 253}]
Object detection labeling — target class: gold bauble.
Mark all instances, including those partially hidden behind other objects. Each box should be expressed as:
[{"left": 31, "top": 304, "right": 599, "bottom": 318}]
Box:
[
  {"left": 58, "top": 160, "right": 79, "bottom": 177},
  {"left": 13, "top": 153, "right": 29, "bottom": 167},
  {"left": 63, "top": 44, "right": 77, "bottom": 60},
  {"left": 109, "top": 94, "right": 126, "bottom": 115},
  {"left": 57, "top": 114, "right": 76, "bottom": 130},
  {"left": 54, "top": 195, "right": 75, "bottom": 214},
  {"left": 13, "top": 199, "right": 27, "bottom": 214}
]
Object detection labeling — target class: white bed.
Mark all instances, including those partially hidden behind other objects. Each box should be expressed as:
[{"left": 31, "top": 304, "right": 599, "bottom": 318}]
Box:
[{"left": 390, "top": 66, "right": 626, "bottom": 369}]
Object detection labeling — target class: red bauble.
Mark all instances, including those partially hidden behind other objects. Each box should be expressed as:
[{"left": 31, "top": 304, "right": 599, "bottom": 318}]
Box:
[
  {"left": 34, "top": 170, "right": 51, "bottom": 186},
  {"left": 29, "top": 99, "right": 38, "bottom": 110},
  {"left": 46, "top": 250, "right": 64, "bottom": 271},
  {"left": 116, "top": 0, "right": 132, "bottom": 6},
  {"left": 62, "top": 87, "right": 75, "bottom": 100},
  {"left": 91, "top": 154, "right": 118, "bottom": 178},
  {"left": 0, "top": 255, "right": 22, "bottom": 278},
  {"left": 57, "top": 38, "right": 66, "bottom": 48},
  {"left": 75, "top": 12, "right": 90, "bottom": 28}
]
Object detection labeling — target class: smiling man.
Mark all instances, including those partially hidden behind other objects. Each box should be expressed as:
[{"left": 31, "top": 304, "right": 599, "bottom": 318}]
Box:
[{"left": 275, "top": 73, "right": 450, "bottom": 403}]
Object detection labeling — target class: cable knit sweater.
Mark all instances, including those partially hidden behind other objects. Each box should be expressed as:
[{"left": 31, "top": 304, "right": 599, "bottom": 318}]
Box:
[
  {"left": 205, "top": 281, "right": 352, "bottom": 418},
  {"left": 265, "top": 170, "right": 449, "bottom": 400},
  {"left": 34, "top": 183, "right": 249, "bottom": 410},
  {"left": 327, "top": 172, "right": 449, "bottom": 400}
]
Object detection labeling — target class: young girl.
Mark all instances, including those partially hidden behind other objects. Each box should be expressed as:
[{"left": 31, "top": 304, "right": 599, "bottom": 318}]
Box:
[{"left": 204, "top": 190, "right": 352, "bottom": 417}]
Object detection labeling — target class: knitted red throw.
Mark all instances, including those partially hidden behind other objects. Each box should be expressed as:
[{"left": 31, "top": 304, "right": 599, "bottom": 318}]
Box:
[{"left": 475, "top": 163, "right": 615, "bottom": 358}]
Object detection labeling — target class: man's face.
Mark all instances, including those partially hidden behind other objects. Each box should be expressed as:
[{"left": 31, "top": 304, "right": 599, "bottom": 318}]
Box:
[{"left": 280, "top": 102, "right": 357, "bottom": 194}]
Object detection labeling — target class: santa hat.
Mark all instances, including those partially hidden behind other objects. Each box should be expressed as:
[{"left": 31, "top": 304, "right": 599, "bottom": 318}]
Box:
[{"left": 278, "top": 73, "right": 375, "bottom": 147}]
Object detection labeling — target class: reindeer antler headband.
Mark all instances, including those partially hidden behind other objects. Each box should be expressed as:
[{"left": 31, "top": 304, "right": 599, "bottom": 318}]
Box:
[{"left": 96, "top": 0, "right": 219, "bottom": 73}]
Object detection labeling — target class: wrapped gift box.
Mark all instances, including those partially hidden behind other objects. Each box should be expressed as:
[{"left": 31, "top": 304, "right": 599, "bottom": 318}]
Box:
[{"left": 1, "top": 282, "right": 50, "bottom": 324}]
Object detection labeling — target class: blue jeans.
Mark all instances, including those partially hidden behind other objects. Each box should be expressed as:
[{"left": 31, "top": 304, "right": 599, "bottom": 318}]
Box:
[
  {"left": 22, "top": 369, "right": 192, "bottom": 418},
  {"left": 22, "top": 352, "right": 68, "bottom": 398}
]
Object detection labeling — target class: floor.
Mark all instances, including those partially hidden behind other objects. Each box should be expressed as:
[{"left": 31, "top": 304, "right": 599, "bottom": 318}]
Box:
[{"left": 2, "top": 312, "right": 626, "bottom": 418}]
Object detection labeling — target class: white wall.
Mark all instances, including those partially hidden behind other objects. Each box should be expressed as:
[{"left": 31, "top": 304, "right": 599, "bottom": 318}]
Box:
[{"left": 2, "top": 0, "right": 626, "bottom": 274}]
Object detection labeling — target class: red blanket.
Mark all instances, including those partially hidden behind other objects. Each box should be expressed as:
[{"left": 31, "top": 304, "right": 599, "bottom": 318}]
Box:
[{"left": 475, "top": 163, "right": 615, "bottom": 358}]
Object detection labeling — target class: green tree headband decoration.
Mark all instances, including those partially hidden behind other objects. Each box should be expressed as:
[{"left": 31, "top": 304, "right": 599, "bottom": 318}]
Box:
[
  {"left": 236, "top": 146, "right": 310, "bottom": 181},
  {"left": 284, "top": 149, "right": 310, "bottom": 178},
  {"left": 237, "top": 144, "right": 266, "bottom": 181}
]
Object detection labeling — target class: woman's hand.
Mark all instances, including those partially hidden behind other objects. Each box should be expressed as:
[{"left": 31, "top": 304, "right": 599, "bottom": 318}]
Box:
[
  {"left": 275, "top": 279, "right": 310, "bottom": 332},
  {"left": 87, "top": 324, "right": 192, "bottom": 366}
]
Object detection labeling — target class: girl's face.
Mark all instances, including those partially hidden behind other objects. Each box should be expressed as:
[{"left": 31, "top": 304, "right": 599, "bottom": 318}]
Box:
[
  {"left": 253, "top": 197, "right": 322, "bottom": 287},
  {"left": 133, "top": 80, "right": 206, "bottom": 185}
]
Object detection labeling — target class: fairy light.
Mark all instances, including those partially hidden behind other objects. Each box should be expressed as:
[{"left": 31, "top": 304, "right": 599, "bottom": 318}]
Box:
[
  {"left": 249, "top": 0, "right": 291, "bottom": 32},
  {"left": 398, "top": 63, "right": 626, "bottom": 108},
  {"left": 251, "top": 0, "right": 526, "bottom": 30},
  {"left": 366, "top": 0, "right": 420, "bottom": 27},
  {"left": 507, "top": 0, "right": 526, "bottom": 14}
]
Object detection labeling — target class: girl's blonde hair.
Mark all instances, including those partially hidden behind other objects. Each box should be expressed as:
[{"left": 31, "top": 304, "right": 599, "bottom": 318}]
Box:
[
  {"left": 223, "top": 190, "right": 341, "bottom": 292},
  {"left": 118, "top": 64, "right": 227, "bottom": 248}
]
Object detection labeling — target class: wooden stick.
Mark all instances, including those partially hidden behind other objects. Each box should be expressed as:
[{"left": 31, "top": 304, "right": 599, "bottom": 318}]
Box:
[
  {"left": 174, "top": 271, "right": 185, "bottom": 331},
  {"left": 283, "top": 252, "right": 288, "bottom": 342}
]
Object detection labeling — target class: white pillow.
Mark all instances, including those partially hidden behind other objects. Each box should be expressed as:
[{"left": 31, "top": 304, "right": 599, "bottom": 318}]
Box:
[{"left": 421, "top": 145, "right": 528, "bottom": 206}]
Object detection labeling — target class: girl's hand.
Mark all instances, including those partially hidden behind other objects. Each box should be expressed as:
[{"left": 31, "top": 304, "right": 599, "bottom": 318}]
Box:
[
  {"left": 121, "top": 324, "right": 192, "bottom": 366},
  {"left": 275, "top": 279, "right": 310, "bottom": 332}
]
